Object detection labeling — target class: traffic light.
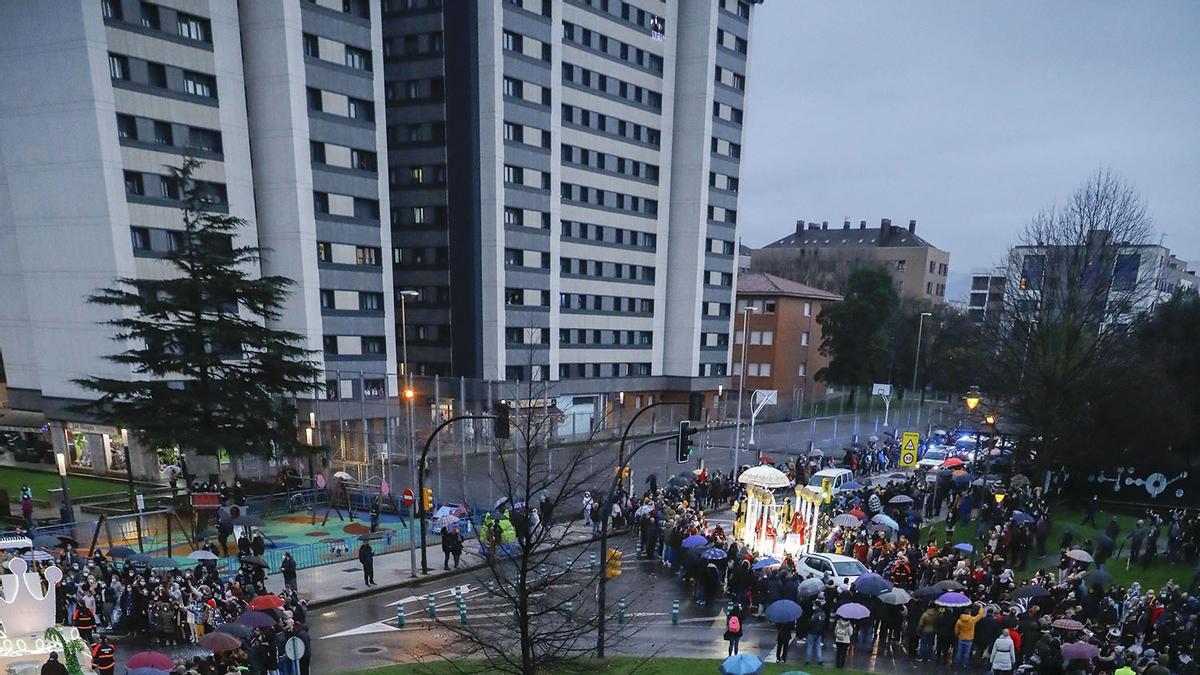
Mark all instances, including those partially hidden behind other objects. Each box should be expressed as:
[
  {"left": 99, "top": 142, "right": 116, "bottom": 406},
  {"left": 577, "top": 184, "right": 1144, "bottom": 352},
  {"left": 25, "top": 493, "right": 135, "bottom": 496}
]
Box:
[
  {"left": 605, "top": 548, "right": 622, "bottom": 578},
  {"left": 613, "top": 466, "right": 630, "bottom": 481},
  {"left": 676, "top": 420, "right": 697, "bottom": 463},
  {"left": 493, "top": 402, "right": 511, "bottom": 439},
  {"left": 422, "top": 487, "right": 433, "bottom": 513}
]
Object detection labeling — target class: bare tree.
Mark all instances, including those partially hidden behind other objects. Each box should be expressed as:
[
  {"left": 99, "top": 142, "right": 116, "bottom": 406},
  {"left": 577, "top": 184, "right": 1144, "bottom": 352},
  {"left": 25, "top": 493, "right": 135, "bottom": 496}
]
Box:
[
  {"left": 986, "top": 168, "right": 1158, "bottom": 463},
  {"left": 427, "top": 341, "right": 637, "bottom": 674}
]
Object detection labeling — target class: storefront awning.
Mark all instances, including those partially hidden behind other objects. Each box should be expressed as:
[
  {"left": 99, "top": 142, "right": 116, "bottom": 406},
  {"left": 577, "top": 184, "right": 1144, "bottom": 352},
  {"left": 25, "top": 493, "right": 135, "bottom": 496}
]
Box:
[{"left": 0, "top": 408, "right": 48, "bottom": 432}]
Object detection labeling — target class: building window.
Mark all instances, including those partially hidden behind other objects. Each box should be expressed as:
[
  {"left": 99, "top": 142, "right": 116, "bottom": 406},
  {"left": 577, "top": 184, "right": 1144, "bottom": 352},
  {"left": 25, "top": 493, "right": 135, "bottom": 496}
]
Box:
[
  {"left": 762, "top": 331, "right": 773, "bottom": 346},
  {"left": 102, "top": 0, "right": 122, "bottom": 19},
  {"left": 116, "top": 114, "right": 137, "bottom": 139},
  {"left": 798, "top": 363, "right": 807, "bottom": 377},
  {"left": 319, "top": 289, "right": 335, "bottom": 309},
  {"left": 146, "top": 62, "right": 167, "bottom": 88},
  {"left": 345, "top": 46, "right": 372, "bottom": 71},
  {"left": 306, "top": 87, "right": 323, "bottom": 111},
  {"left": 803, "top": 301, "right": 812, "bottom": 317},
  {"left": 351, "top": 149, "right": 377, "bottom": 172},
  {"left": 124, "top": 171, "right": 144, "bottom": 196},
  {"left": 356, "top": 246, "right": 380, "bottom": 266},
  {"left": 1112, "top": 253, "right": 1140, "bottom": 292},
  {"left": 801, "top": 331, "right": 810, "bottom": 347},
  {"left": 764, "top": 300, "right": 776, "bottom": 314},
  {"left": 362, "top": 337, "right": 385, "bottom": 354},
  {"left": 322, "top": 335, "right": 338, "bottom": 355},
  {"left": 359, "top": 292, "right": 384, "bottom": 311},
  {"left": 303, "top": 33, "right": 319, "bottom": 58},
  {"left": 108, "top": 54, "right": 129, "bottom": 80},
  {"left": 152, "top": 120, "right": 173, "bottom": 145},
  {"left": 176, "top": 13, "right": 211, "bottom": 42},
  {"left": 348, "top": 98, "right": 374, "bottom": 122},
  {"left": 140, "top": 2, "right": 160, "bottom": 29},
  {"left": 896, "top": 259, "right": 907, "bottom": 272},
  {"left": 316, "top": 241, "right": 331, "bottom": 262},
  {"left": 183, "top": 71, "right": 216, "bottom": 98},
  {"left": 130, "top": 226, "right": 150, "bottom": 250}
]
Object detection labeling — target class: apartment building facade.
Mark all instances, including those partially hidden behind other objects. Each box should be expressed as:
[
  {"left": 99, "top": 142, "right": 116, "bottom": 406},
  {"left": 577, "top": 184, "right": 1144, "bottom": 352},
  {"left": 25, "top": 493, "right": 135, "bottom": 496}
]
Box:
[
  {"left": 0, "top": 0, "right": 396, "bottom": 478},
  {"left": 731, "top": 273, "right": 840, "bottom": 417},
  {"left": 751, "top": 218, "right": 951, "bottom": 303},
  {"left": 383, "top": 0, "right": 762, "bottom": 424}
]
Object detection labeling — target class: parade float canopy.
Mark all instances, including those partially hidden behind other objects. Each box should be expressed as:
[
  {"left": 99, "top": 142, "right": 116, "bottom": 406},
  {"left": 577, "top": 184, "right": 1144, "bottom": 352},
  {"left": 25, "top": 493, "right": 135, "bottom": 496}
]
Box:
[
  {"left": 0, "top": 559, "right": 91, "bottom": 673},
  {"left": 737, "top": 465, "right": 791, "bottom": 489}
]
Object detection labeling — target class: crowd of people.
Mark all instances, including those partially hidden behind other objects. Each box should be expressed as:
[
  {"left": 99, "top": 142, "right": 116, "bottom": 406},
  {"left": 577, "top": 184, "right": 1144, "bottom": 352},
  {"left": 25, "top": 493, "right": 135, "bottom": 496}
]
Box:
[
  {"left": 2, "top": 494, "right": 311, "bottom": 674},
  {"left": 613, "top": 441, "right": 1200, "bottom": 675}
]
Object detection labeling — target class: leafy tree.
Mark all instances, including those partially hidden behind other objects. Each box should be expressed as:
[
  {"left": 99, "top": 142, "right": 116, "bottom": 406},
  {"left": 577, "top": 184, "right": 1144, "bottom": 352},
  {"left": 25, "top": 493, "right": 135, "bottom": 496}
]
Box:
[
  {"left": 889, "top": 299, "right": 988, "bottom": 400},
  {"left": 74, "top": 158, "right": 320, "bottom": 460},
  {"left": 815, "top": 265, "right": 899, "bottom": 404}
]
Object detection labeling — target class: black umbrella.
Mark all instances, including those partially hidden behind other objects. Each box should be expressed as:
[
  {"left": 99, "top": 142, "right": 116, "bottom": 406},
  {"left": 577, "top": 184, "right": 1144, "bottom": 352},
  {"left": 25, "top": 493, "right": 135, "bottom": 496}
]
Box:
[
  {"left": 215, "top": 622, "right": 251, "bottom": 641},
  {"left": 241, "top": 555, "right": 269, "bottom": 568},
  {"left": 1009, "top": 585, "right": 1051, "bottom": 600},
  {"left": 644, "top": 473, "right": 658, "bottom": 484},
  {"left": 932, "top": 579, "right": 964, "bottom": 593},
  {"left": 32, "top": 535, "right": 60, "bottom": 549},
  {"left": 913, "top": 586, "right": 942, "bottom": 600}
]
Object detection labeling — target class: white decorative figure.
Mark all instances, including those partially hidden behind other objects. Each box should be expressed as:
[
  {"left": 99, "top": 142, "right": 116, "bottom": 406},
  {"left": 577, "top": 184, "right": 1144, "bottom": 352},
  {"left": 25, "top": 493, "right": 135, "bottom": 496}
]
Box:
[{"left": 0, "top": 558, "right": 62, "bottom": 637}]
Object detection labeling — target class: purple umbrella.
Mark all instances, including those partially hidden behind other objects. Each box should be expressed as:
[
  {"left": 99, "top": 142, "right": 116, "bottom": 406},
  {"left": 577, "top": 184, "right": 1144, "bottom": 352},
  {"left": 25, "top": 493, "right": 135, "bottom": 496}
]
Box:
[
  {"left": 682, "top": 534, "right": 709, "bottom": 549},
  {"left": 1062, "top": 641, "right": 1100, "bottom": 661},
  {"left": 836, "top": 602, "right": 870, "bottom": 620},
  {"left": 935, "top": 592, "right": 972, "bottom": 608},
  {"left": 851, "top": 573, "right": 893, "bottom": 596},
  {"left": 235, "top": 610, "right": 277, "bottom": 629}
]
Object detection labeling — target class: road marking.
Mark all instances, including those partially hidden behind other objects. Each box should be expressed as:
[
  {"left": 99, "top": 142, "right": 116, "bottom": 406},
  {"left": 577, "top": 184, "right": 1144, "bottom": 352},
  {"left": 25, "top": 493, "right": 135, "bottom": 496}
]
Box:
[{"left": 321, "top": 620, "right": 401, "bottom": 639}]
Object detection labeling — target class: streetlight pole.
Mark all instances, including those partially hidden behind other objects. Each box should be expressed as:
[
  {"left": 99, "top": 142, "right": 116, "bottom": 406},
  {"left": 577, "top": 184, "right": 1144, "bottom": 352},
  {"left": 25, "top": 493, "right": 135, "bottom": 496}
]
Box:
[
  {"left": 397, "top": 289, "right": 419, "bottom": 578},
  {"left": 911, "top": 311, "right": 932, "bottom": 393},
  {"left": 55, "top": 451, "right": 73, "bottom": 525},
  {"left": 733, "top": 305, "right": 756, "bottom": 471}
]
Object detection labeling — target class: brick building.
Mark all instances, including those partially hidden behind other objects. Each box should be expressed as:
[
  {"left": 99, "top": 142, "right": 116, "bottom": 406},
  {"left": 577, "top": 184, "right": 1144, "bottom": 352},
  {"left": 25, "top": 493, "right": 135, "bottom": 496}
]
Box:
[{"left": 731, "top": 273, "right": 840, "bottom": 416}]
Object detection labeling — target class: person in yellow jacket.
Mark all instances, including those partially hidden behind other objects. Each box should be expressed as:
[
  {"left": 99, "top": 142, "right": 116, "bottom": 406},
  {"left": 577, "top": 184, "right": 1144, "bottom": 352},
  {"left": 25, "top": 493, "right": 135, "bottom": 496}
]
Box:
[{"left": 953, "top": 604, "right": 985, "bottom": 669}]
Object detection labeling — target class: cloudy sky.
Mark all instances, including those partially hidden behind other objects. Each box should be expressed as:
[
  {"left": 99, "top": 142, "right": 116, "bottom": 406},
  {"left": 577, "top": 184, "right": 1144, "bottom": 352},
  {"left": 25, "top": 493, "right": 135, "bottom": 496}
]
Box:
[{"left": 738, "top": 2, "right": 1200, "bottom": 300}]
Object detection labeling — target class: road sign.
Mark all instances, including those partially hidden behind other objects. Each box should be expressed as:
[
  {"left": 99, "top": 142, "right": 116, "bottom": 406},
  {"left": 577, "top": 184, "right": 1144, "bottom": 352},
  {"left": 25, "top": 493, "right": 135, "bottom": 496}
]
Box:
[
  {"left": 135, "top": 493, "right": 145, "bottom": 512},
  {"left": 401, "top": 488, "right": 415, "bottom": 506},
  {"left": 899, "top": 432, "right": 920, "bottom": 468},
  {"left": 284, "top": 636, "right": 305, "bottom": 661}
]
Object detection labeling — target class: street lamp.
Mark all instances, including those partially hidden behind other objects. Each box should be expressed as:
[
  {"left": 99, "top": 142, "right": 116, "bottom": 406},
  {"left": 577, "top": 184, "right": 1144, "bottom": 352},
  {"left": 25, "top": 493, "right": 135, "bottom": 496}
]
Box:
[
  {"left": 911, "top": 311, "right": 932, "bottom": 393},
  {"left": 964, "top": 386, "right": 982, "bottom": 413},
  {"left": 55, "top": 451, "right": 73, "bottom": 524},
  {"left": 734, "top": 305, "right": 757, "bottom": 470},
  {"left": 397, "top": 289, "right": 420, "bottom": 578}
]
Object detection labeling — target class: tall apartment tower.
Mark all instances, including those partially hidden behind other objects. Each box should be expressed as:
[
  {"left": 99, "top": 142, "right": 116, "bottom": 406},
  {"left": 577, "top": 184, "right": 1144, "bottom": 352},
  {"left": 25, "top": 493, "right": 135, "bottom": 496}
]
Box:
[
  {"left": 384, "top": 0, "right": 760, "bottom": 412},
  {"left": 0, "top": 0, "right": 395, "bottom": 477}
]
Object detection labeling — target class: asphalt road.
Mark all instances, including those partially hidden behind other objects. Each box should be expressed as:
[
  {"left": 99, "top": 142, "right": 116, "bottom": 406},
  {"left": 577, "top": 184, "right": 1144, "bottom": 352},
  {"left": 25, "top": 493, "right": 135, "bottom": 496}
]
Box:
[{"left": 395, "top": 404, "right": 953, "bottom": 510}]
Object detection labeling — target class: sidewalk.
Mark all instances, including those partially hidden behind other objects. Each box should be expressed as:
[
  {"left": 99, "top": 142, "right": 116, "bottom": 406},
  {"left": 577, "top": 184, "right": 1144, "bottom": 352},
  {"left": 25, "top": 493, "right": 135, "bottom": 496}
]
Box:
[{"left": 285, "top": 520, "right": 605, "bottom": 609}]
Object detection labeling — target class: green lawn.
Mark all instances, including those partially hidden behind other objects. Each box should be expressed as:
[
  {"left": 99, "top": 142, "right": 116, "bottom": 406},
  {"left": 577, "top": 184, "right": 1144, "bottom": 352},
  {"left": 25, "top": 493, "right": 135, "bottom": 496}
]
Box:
[
  {"left": 924, "top": 505, "right": 1193, "bottom": 591},
  {"left": 341, "top": 658, "right": 867, "bottom": 675},
  {"left": 0, "top": 466, "right": 132, "bottom": 505}
]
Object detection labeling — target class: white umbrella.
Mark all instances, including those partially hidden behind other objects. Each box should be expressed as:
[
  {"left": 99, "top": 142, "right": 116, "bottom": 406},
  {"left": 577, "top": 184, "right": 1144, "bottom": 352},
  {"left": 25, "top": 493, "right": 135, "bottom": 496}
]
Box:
[
  {"left": 880, "top": 587, "right": 912, "bottom": 605},
  {"left": 1066, "top": 549, "right": 1093, "bottom": 563},
  {"left": 333, "top": 471, "right": 353, "bottom": 481},
  {"left": 634, "top": 504, "right": 654, "bottom": 518},
  {"left": 188, "top": 550, "right": 219, "bottom": 561},
  {"left": 21, "top": 550, "right": 55, "bottom": 562},
  {"left": 736, "top": 465, "right": 791, "bottom": 489}
]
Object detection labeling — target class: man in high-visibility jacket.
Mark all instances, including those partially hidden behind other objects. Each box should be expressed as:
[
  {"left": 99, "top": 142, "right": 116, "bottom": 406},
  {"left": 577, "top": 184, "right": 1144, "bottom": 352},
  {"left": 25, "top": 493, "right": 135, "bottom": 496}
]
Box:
[
  {"left": 73, "top": 605, "right": 96, "bottom": 644},
  {"left": 91, "top": 635, "right": 116, "bottom": 673}
]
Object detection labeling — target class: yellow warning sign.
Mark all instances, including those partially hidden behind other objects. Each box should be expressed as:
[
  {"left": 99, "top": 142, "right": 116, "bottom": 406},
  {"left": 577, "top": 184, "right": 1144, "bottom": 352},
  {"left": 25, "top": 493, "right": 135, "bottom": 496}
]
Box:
[{"left": 899, "top": 432, "right": 920, "bottom": 468}]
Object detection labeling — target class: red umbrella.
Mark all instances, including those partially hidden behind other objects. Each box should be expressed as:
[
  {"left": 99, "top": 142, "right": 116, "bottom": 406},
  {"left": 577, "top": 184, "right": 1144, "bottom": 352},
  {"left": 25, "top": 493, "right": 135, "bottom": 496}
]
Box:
[
  {"left": 247, "top": 594, "right": 285, "bottom": 611},
  {"left": 848, "top": 507, "right": 867, "bottom": 520},
  {"left": 941, "top": 457, "right": 965, "bottom": 468},
  {"left": 198, "top": 631, "right": 242, "bottom": 653},
  {"left": 127, "top": 651, "right": 174, "bottom": 670},
  {"left": 759, "top": 455, "right": 775, "bottom": 464}
]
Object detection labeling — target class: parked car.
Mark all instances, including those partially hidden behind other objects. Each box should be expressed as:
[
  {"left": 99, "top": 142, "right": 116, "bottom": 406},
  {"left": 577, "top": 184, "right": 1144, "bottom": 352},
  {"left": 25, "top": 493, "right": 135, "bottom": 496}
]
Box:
[
  {"left": 803, "top": 468, "right": 856, "bottom": 496},
  {"left": 795, "top": 552, "right": 869, "bottom": 585}
]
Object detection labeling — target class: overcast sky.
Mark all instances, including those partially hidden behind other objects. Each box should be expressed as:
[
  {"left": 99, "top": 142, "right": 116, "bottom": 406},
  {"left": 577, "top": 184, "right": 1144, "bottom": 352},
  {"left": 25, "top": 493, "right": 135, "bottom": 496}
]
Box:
[{"left": 738, "top": 2, "right": 1200, "bottom": 300}]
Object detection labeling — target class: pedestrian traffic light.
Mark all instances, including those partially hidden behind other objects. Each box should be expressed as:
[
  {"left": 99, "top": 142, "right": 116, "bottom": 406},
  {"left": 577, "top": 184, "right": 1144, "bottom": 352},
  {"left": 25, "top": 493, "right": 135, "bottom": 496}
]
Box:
[
  {"left": 605, "top": 548, "right": 622, "bottom": 578},
  {"left": 493, "top": 402, "right": 511, "bottom": 439},
  {"left": 676, "top": 420, "right": 697, "bottom": 463},
  {"left": 422, "top": 487, "right": 433, "bottom": 513}
]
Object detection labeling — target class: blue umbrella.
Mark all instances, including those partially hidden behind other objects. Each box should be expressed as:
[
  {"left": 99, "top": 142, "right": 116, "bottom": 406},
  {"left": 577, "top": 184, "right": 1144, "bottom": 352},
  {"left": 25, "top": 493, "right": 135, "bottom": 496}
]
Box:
[
  {"left": 702, "top": 547, "right": 728, "bottom": 561},
  {"left": 952, "top": 473, "right": 978, "bottom": 485},
  {"left": 765, "top": 599, "right": 803, "bottom": 624},
  {"left": 128, "top": 553, "right": 152, "bottom": 566},
  {"left": 871, "top": 514, "right": 899, "bottom": 531},
  {"left": 842, "top": 481, "right": 864, "bottom": 491},
  {"left": 682, "top": 534, "right": 709, "bottom": 549},
  {"left": 1012, "top": 511, "right": 1035, "bottom": 526},
  {"left": 953, "top": 542, "right": 974, "bottom": 554},
  {"left": 720, "top": 653, "right": 764, "bottom": 675},
  {"left": 852, "top": 572, "right": 893, "bottom": 596},
  {"left": 751, "top": 557, "right": 781, "bottom": 571}
]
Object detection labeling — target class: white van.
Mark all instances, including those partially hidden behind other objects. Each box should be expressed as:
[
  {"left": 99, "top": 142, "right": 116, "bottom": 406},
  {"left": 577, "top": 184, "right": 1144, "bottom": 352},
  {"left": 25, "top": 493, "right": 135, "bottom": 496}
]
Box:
[{"left": 803, "top": 468, "right": 855, "bottom": 495}]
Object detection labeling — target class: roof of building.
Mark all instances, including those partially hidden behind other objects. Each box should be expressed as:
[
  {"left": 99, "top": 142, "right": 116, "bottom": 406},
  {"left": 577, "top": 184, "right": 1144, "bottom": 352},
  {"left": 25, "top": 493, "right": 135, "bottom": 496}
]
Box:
[
  {"left": 738, "top": 243, "right": 753, "bottom": 256},
  {"left": 737, "top": 272, "right": 842, "bottom": 301},
  {"left": 765, "top": 225, "right": 939, "bottom": 250}
]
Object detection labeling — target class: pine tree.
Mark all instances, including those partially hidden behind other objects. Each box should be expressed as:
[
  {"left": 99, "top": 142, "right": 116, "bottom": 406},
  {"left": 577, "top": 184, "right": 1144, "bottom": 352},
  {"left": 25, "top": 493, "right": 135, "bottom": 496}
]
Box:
[{"left": 74, "top": 158, "right": 320, "bottom": 458}]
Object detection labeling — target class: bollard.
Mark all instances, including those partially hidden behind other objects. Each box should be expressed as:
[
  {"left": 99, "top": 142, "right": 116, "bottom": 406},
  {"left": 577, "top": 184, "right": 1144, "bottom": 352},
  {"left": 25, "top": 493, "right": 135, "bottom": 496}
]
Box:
[
  {"left": 396, "top": 602, "right": 405, "bottom": 627},
  {"left": 540, "top": 564, "right": 549, "bottom": 579},
  {"left": 636, "top": 540, "right": 643, "bottom": 556},
  {"left": 618, "top": 598, "right": 627, "bottom": 625},
  {"left": 426, "top": 593, "right": 436, "bottom": 618},
  {"left": 459, "top": 604, "right": 468, "bottom": 625},
  {"left": 486, "top": 581, "right": 496, "bottom": 596},
  {"left": 671, "top": 599, "right": 679, "bottom": 624},
  {"left": 726, "top": 601, "right": 733, "bottom": 617},
  {"left": 564, "top": 600, "right": 573, "bottom": 618},
  {"left": 589, "top": 552, "right": 597, "bottom": 573}
]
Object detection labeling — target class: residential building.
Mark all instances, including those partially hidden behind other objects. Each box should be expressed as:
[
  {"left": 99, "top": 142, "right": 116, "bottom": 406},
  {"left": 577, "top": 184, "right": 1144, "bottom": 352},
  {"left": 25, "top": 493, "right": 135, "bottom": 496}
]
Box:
[
  {"left": 0, "top": 0, "right": 395, "bottom": 478},
  {"left": 383, "top": 0, "right": 763, "bottom": 422},
  {"left": 750, "top": 218, "right": 951, "bottom": 302},
  {"left": 967, "top": 267, "right": 1005, "bottom": 326},
  {"left": 731, "top": 273, "right": 840, "bottom": 417}
]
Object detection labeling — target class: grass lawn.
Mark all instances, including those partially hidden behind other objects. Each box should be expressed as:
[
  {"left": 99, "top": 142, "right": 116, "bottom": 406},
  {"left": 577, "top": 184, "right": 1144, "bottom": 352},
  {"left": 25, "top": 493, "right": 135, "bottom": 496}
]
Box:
[
  {"left": 340, "top": 658, "right": 869, "bottom": 674},
  {"left": 0, "top": 465, "right": 132, "bottom": 504},
  {"left": 924, "top": 504, "right": 1193, "bottom": 591}
]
